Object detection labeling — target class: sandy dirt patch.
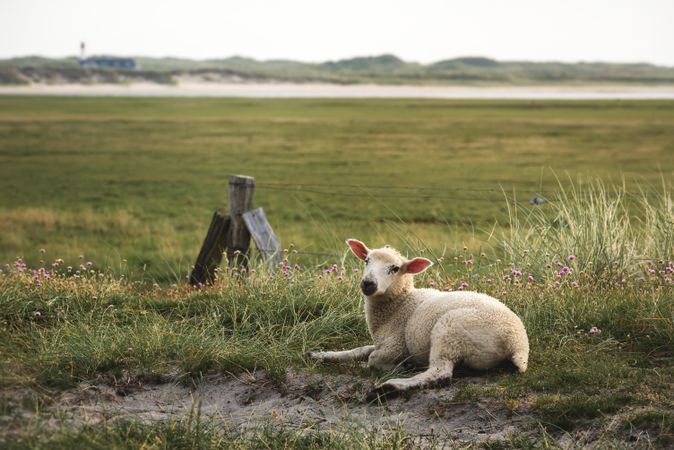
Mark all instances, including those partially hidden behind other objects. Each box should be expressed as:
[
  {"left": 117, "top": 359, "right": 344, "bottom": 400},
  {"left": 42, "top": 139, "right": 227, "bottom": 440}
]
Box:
[{"left": 7, "top": 369, "right": 531, "bottom": 446}]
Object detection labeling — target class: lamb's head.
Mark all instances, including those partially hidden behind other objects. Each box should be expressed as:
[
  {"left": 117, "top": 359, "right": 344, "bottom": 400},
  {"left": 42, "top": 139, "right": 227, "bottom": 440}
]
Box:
[{"left": 346, "top": 239, "right": 433, "bottom": 297}]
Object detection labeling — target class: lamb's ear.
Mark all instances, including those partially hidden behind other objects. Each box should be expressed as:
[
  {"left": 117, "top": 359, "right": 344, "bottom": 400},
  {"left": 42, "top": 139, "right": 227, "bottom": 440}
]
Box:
[
  {"left": 346, "top": 239, "right": 370, "bottom": 261},
  {"left": 403, "top": 257, "right": 433, "bottom": 274}
]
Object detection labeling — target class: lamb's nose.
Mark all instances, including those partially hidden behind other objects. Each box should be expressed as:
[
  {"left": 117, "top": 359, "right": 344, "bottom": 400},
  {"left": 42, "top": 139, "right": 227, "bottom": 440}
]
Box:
[{"left": 360, "top": 279, "right": 377, "bottom": 296}]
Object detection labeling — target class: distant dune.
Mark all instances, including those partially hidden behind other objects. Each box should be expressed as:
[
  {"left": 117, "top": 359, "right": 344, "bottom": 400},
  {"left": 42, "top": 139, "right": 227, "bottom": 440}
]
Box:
[{"left": 2, "top": 54, "right": 674, "bottom": 87}]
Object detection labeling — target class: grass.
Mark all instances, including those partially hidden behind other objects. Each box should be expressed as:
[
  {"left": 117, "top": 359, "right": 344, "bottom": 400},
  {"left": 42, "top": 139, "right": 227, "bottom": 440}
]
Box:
[
  {"left": 1, "top": 97, "right": 673, "bottom": 281},
  {"left": 0, "top": 97, "right": 673, "bottom": 447},
  {"left": 2, "top": 415, "right": 421, "bottom": 450}
]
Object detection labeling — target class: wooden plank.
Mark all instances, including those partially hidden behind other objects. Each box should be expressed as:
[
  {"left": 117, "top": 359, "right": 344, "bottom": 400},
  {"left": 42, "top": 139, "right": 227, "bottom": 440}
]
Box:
[
  {"left": 227, "top": 175, "right": 255, "bottom": 268},
  {"left": 189, "top": 211, "right": 231, "bottom": 285},
  {"left": 242, "top": 207, "right": 283, "bottom": 270}
]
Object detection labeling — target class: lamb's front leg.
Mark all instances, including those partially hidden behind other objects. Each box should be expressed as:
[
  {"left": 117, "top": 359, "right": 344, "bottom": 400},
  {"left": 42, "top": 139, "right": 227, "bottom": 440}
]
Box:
[{"left": 308, "top": 345, "right": 375, "bottom": 363}]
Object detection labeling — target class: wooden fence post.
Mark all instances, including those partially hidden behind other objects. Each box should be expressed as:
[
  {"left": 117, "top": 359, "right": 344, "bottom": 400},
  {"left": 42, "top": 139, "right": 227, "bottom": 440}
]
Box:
[
  {"left": 189, "top": 211, "right": 231, "bottom": 285},
  {"left": 243, "top": 207, "right": 284, "bottom": 270},
  {"left": 226, "top": 175, "right": 255, "bottom": 268}
]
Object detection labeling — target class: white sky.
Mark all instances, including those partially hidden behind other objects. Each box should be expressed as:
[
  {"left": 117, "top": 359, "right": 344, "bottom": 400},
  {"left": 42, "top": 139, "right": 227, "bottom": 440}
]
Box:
[{"left": 1, "top": 0, "right": 673, "bottom": 65}]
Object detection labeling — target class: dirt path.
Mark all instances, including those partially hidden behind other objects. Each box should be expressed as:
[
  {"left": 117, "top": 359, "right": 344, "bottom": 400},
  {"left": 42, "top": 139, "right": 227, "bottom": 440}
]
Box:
[{"left": 48, "top": 369, "right": 531, "bottom": 445}]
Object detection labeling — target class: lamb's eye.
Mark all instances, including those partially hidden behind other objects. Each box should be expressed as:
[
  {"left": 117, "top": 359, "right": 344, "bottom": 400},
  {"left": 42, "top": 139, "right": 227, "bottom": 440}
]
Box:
[
  {"left": 388, "top": 265, "right": 400, "bottom": 275},
  {"left": 364, "top": 258, "right": 370, "bottom": 265}
]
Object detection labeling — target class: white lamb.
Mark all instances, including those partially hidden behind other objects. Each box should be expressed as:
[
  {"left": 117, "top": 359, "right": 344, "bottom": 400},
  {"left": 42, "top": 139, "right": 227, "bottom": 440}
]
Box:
[{"left": 309, "top": 239, "right": 529, "bottom": 396}]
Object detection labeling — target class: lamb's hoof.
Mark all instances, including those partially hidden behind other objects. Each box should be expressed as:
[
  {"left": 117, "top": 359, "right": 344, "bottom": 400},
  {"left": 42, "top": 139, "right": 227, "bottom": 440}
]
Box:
[{"left": 366, "top": 384, "right": 400, "bottom": 404}]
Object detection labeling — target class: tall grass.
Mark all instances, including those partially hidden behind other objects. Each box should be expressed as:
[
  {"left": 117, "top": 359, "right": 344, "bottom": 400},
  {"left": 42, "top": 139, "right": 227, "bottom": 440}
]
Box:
[{"left": 502, "top": 179, "right": 673, "bottom": 282}]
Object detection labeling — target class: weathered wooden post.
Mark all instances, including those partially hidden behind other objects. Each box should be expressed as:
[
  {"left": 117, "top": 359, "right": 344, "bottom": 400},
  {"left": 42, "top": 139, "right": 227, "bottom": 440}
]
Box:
[
  {"left": 243, "top": 207, "right": 284, "bottom": 270},
  {"left": 190, "top": 174, "right": 282, "bottom": 284},
  {"left": 189, "top": 211, "right": 231, "bottom": 285},
  {"left": 226, "top": 175, "right": 255, "bottom": 269}
]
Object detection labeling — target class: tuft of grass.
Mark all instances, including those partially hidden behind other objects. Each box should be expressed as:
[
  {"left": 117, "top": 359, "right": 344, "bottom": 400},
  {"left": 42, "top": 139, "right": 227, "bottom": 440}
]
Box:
[
  {"left": 502, "top": 178, "right": 673, "bottom": 283},
  {"left": 532, "top": 394, "right": 634, "bottom": 431},
  {"left": 621, "top": 410, "right": 674, "bottom": 448}
]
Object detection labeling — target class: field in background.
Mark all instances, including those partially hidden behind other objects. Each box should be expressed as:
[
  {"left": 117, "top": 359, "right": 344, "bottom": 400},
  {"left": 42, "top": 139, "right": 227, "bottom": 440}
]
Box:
[
  {"left": 1, "top": 97, "right": 673, "bottom": 448},
  {"left": 1, "top": 97, "right": 673, "bottom": 281}
]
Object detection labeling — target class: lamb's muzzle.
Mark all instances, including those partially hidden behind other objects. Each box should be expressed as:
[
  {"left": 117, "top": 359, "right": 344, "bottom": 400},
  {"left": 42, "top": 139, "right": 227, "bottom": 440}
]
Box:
[
  {"left": 360, "top": 279, "right": 377, "bottom": 296},
  {"left": 308, "top": 238, "right": 530, "bottom": 398}
]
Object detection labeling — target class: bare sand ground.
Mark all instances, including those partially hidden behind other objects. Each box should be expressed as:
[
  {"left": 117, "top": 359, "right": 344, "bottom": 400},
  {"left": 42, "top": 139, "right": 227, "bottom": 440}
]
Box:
[
  {"left": 2, "top": 82, "right": 674, "bottom": 99},
  {"left": 2, "top": 368, "right": 650, "bottom": 447}
]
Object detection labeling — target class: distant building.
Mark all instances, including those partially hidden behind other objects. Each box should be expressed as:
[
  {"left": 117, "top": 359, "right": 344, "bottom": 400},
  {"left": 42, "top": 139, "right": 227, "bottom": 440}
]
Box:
[
  {"left": 79, "top": 57, "right": 137, "bottom": 70},
  {"left": 78, "top": 42, "right": 137, "bottom": 69}
]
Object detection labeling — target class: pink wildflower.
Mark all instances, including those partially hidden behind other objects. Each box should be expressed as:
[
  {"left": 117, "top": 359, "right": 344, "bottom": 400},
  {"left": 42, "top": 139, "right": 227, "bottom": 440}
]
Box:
[{"left": 589, "top": 326, "right": 602, "bottom": 335}]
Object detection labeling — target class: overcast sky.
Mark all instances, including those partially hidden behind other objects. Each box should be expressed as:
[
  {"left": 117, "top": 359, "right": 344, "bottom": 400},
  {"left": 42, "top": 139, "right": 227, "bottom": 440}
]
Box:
[{"left": 1, "top": 0, "right": 673, "bottom": 65}]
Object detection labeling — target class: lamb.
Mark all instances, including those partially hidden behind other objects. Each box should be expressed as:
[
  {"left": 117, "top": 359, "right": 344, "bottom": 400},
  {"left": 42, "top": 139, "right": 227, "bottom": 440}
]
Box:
[{"left": 309, "top": 239, "right": 529, "bottom": 396}]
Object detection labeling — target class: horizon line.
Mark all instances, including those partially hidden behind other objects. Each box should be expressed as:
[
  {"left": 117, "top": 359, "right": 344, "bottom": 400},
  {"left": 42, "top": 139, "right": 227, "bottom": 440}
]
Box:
[{"left": 2, "top": 53, "right": 673, "bottom": 68}]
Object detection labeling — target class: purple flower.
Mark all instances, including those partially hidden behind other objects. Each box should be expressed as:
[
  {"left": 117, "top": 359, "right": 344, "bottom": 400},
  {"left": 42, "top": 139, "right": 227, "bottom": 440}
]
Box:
[
  {"left": 337, "top": 275, "right": 344, "bottom": 281},
  {"left": 568, "top": 255, "right": 576, "bottom": 261},
  {"left": 458, "top": 281, "right": 469, "bottom": 290},
  {"left": 79, "top": 255, "right": 84, "bottom": 260},
  {"left": 571, "top": 281, "right": 578, "bottom": 287},
  {"left": 527, "top": 275, "right": 534, "bottom": 282},
  {"left": 589, "top": 326, "right": 601, "bottom": 335},
  {"left": 352, "top": 268, "right": 359, "bottom": 273},
  {"left": 464, "top": 259, "right": 473, "bottom": 265}
]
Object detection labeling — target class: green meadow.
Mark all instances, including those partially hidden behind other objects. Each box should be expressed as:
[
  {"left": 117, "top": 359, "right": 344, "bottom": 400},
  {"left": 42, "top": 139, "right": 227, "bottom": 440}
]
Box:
[
  {"left": 0, "top": 97, "right": 673, "bottom": 448},
  {"left": 1, "top": 97, "right": 673, "bottom": 280}
]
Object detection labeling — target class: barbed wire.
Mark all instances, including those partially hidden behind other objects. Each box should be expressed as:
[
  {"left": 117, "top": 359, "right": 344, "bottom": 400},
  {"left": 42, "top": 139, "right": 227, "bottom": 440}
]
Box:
[
  {"left": 256, "top": 185, "right": 505, "bottom": 202},
  {"left": 254, "top": 182, "right": 668, "bottom": 200}
]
